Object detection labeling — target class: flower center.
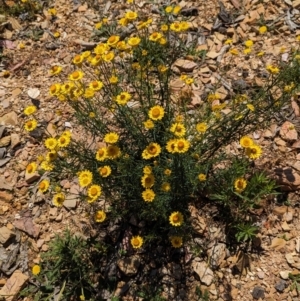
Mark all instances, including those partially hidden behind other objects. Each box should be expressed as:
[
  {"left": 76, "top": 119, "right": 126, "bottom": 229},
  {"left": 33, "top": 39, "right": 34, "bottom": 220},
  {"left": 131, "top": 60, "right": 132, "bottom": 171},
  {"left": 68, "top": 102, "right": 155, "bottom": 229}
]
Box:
[
  {"left": 173, "top": 215, "right": 179, "bottom": 222},
  {"left": 90, "top": 188, "right": 98, "bottom": 196},
  {"left": 72, "top": 71, "right": 79, "bottom": 79},
  {"left": 39, "top": 182, "right": 45, "bottom": 189},
  {"left": 60, "top": 137, "right": 66, "bottom": 144},
  {"left": 74, "top": 55, "right": 81, "bottom": 63},
  {"left": 152, "top": 108, "right": 160, "bottom": 117},
  {"left": 148, "top": 146, "right": 157, "bottom": 154},
  {"left": 50, "top": 85, "right": 57, "bottom": 93},
  {"left": 101, "top": 167, "right": 108, "bottom": 175},
  {"left": 177, "top": 141, "right": 184, "bottom": 149},
  {"left": 27, "top": 165, "right": 33, "bottom": 173},
  {"left": 132, "top": 238, "right": 139, "bottom": 246}
]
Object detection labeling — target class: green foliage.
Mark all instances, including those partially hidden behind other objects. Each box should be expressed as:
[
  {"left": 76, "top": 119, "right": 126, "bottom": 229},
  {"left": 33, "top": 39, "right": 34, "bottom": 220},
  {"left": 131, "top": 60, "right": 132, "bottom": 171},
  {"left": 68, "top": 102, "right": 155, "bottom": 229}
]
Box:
[
  {"left": 289, "top": 273, "right": 300, "bottom": 295},
  {"left": 195, "top": 286, "right": 210, "bottom": 301},
  {"left": 234, "top": 223, "right": 259, "bottom": 243},
  {"left": 20, "top": 229, "right": 107, "bottom": 301}
]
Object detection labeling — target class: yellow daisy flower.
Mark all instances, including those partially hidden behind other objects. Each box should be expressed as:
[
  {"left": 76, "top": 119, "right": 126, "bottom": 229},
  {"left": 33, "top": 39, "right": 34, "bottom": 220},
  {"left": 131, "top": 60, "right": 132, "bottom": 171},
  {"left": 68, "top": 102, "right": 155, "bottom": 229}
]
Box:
[
  {"left": 45, "top": 138, "right": 57, "bottom": 150},
  {"left": 165, "top": 6, "right": 173, "bottom": 13},
  {"left": 72, "top": 54, "right": 84, "bottom": 65},
  {"left": 125, "top": 10, "right": 138, "bottom": 21},
  {"left": 161, "top": 24, "right": 168, "bottom": 31},
  {"left": 198, "top": 173, "right": 206, "bottom": 182},
  {"left": 116, "top": 92, "right": 131, "bottom": 105},
  {"left": 169, "top": 211, "right": 184, "bottom": 226},
  {"left": 141, "top": 173, "right": 155, "bottom": 188},
  {"left": 229, "top": 48, "right": 239, "bottom": 55},
  {"left": 98, "top": 165, "right": 111, "bottom": 177},
  {"left": 49, "top": 83, "right": 61, "bottom": 96},
  {"left": 102, "top": 51, "right": 115, "bottom": 62},
  {"left": 50, "top": 65, "right": 62, "bottom": 76},
  {"left": 89, "top": 80, "right": 103, "bottom": 91},
  {"left": 266, "top": 65, "right": 279, "bottom": 74},
  {"left": 170, "top": 123, "right": 186, "bottom": 137},
  {"left": 78, "top": 170, "right": 93, "bottom": 188},
  {"left": 95, "top": 210, "right": 106, "bottom": 222},
  {"left": 161, "top": 182, "right": 171, "bottom": 192},
  {"left": 176, "top": 138, "right": 190, "bottom": 153},
  {"left": 245, "top": 144, "right": 262, "bottom": 159},
  {"left": 107, "top": 145, "right": 121, "bottom": 159},
  {"left": 107, "top": 35, "right": 120, "bottom": 47},
  {"left": 170, "top": 22, "right": 181, "bottom": 32},
  {"left": 143, "top": 166, "right": 152, "bottom": 174},
  {"left": 57, "top": 135, "right": 70, "bottom": 148},
  {"left": 32, "top": 265, "right": 41, "bottom": 275},
  {"left": 109, "top": 75, "right": 118, "bottom": 84},
  {"left": 52, "top": 193, "right": 65, "bottom": 207},
  {"left": 104, "top": 132, "right": 119, "bottom": 144},
  {"left": 87, "top": 184, "right": 102, "bottom": 199},
  {"left": 46, "top": 150, "right": 58, "bottom": 162},
  {"left": 259, "top": 26, "right": 267, "bottom": 34},
  {"left": 144, "top": 119, "right": 155, "bottom": 129},
  {"left": 234, "top": 177, "right": 247, "bottom": 193},
  {"left": 69, "top": 70, "right": 84, "bottom": 81},
  {"left": 26, "top": 162, "right": 37, "bottom": 174},
  {"left": 166, "top": 139, "right": 177, "bottom": 153},
  {"left": 196, "top": 122, "right": 207, "bottom": 133},
  {"left": 142, "top": 189, "right": 155, "bottom": 202},
  {"left": 170, "top": 236, "right": 183, "bottom": 248},
  {"left": 173, "top": 5, "right": 181, "bottom": 14},
  {"left": 39, "top": 179, "right": 50, "bottom": 193},
  {"left": 149, "top": 32, "right": 163, "bottom": 42},
  {"left": 131, "top": 236, "right": 143, "bottom": 249},
  {"left": 164, "top": 169, "right": 171, "bottom": 176},
  {"left": 244, "top": 40, "right": 253, "bottom": 48},
  {"left": 240, "top": 136, "right": 253, "bottom": 148},
  {"left": 96, "top": 147, "right": 107, "bottom": 161},
  {"left": 142, "top": 143, "right": 161, "bottom": 159},
  {"left": 24, "top": 119, "right": 38, "bottom": 132},
  {"left": 24, "top": 105, "right": 37, "bottom": 116},
  {"left": 127, "top": 37, "right": 141, "bottom": 47},
  {"left": 40, "top": 161, "right": 54, "bottom": 171},
  {"left": 148, "top": 106, "right": 164, "bottom": 121}
]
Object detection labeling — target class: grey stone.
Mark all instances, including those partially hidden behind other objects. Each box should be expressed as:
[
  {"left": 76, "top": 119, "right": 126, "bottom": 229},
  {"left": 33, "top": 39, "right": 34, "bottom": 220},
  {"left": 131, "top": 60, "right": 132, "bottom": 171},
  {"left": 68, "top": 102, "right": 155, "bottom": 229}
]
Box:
[
  {"left": 0, "top": 227, "right": 15, "bottom": 245},
  {"left": 275, "top": 280, "right": 286, "bottom": 293},
  {"left": 252, "top": 286, "right": 265, "bottom": 299},
  {"left": 117, "top": 255, "right": 140, "bottom": 276}
]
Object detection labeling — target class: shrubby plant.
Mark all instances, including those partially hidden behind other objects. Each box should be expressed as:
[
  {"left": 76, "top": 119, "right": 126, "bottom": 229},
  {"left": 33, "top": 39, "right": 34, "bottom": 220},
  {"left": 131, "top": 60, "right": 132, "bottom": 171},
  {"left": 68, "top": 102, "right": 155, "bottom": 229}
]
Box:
[{"left": 22, "top": 3, "right": 300, "bottom": 251}]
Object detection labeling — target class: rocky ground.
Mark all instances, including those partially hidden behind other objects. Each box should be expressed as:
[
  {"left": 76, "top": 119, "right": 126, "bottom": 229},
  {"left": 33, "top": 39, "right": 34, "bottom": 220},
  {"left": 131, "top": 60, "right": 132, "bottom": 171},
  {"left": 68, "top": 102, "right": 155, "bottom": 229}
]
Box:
[{"left": 2, "top": 0, "right": 300, "bottom": 300}]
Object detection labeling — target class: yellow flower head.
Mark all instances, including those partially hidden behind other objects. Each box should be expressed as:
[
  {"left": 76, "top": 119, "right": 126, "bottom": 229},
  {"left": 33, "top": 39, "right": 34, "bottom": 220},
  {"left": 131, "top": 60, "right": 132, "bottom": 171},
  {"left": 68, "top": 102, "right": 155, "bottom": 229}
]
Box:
[
  {"left": 224, "top": 39, "right": 233, "bottom": 45},
  {"left": 234, "top": 177, "right": 247, "bottom": 193},
  {"left": 96, "top": 147, "right": 107, "bottom": 161},
  {"left": 45, "top": 138, "right": 57, "bottom": 150},
  {"left": 95, "top": 22, "right": 102, "bottom": 29},
  {"left": 164, "top": 169, "right": 171, "bottom": 176},
  {"left": 141, "top": 173, "right": 155, "bottom": 188},
  {"left": 148, "top": 106, "right": 164, "bottom": 121},
  {"left": 143, "top": 165, "right": 152, "bottom": 174},
  {"left": 78, "top": 170, "right": 93, "bottom": 188},
  {"left": 185, "top": 78, "right": 194, "bottom": 85},
  {"left": 52, "top": 193, "right": 65, "bottom": 207},
  {"left": 102, "top": 51, "right": 115, "bottom": 62},
  {"left": 229, "top": 48, "right": 239, "bottom": 55},
  {"left": 53, "top": 32, "right": 60, "bottom": 38},
  {"left": 144, "top": 119, "right": 155, "bottom": 129},
  {"left": 104, "top": 132, "right": 119, "bottom": 144},
  {"left": 109, "top": 75, "right": 118, "bottom": 84},
  {"left": 161, "top": 182, "right": 171, "bottom": 192},
  {"left": 107, "top": 145, "right": 121, "bottom": 159},
  {"left": 196, "top": 122, "right": 207, "bottom": 133},
  {"left": 240, "top": 136, "right": 253, "bottom": 148},
  {"left": 170, "top": 123, "right": 186, "bottom": 137},
  {"left": 72, "top": 54, "right": 84, "bottom": 65},
  {"left": 50, "top": 65, "right": 62, "bottom": 76},
  {"left": 266, "top": 65, "right": 279, "bottom": 74},
  {"left": 46, "top": 150, "right": 57, "bottom": 162},
  {"left": 69, "top": 70, "right": 84, "bottom": 81},
  {"left": 180, "top": 21, "right": 189, "bottom": 31},
  {"left": 107, "top": 35, "right": 120, "bottom": 47},
  {"left": 161, "top": 24, "right": 168, "bottom": 31},
  {"left": 142, "top": 189, "right": 155, "bottom": 202},
  {"left": 198, "top": 173, "right": 206, "bottom": 182},
  {"left": 119, "top": 17, "right": 129, "bottom": 27},
  {"left": 158, "top": 65, "right": 168, "bottom": 73},
  {"left": 169, "top": 211, "right": 184, "bottom": 226},
  {"left": 170, "top": 22, "right": 181, "bottom": 32},
  {"left": 247, "top": 104, "right": 255, "bottom": 111},
  {"left": 127, "top": 37, "right": 141, "bottom": 47},
  {"left": 243, "top": 48, "right": 251, "bottom": 55},
  {"left": 149, "top": 32, "right": 163, "bottom": 42},
  {"left": 176, "top": 138, "right": 190, "bottom": 153},
  {"left": 24, "top": 119, "right": 38, "bottom": 132},
  {"left": 165, "top": 6, "right": 173, "bottom": 13},
  {"left": 84, "top": 89, "right": 95, "bottom": 99},
  {"left": 244, "top": 40, "right": 254, "bottom": 48},
  {"left": 88, "top": 184, "right": 102, "bottom": 199},
  {"left": 32, "top": 265, "right": 41, "bottom": 275},
  {"left": 166, "top": 139, "right": 177, "bottom": 153},
  {"left": 26, "top": 162, "right": 37, "bottom": 174},
  {"left": 39, "top": 179, "right": 50, "bottom": 193},
  {"left": 259, "top": 26, "right": 267, "bottom": 34},
  {"left": 57, "top": 135, "right": 71, "bottom": 148},
  {"left": 116, "top": 92, "right": 131, "bottom": 105},
  {"left": 142, "top": 143, "right": 161, "bottom": 159},
  {"left": 49, "top": 83, "right": 61, "bottom": 96},
  {"left": 173, "top": 5, "right": 181, "bottom": 14},
  {"left": 245, "top": 144, "right": 262, "bottom": 159},
  {"left": 48, "top": 8, "right": 57, "bottom": 15},
  {"left": 95, "top": 210, "right": 106, "bottom": 222},
  {"left": 125, "top": 10, "right": 138, "bottom": 20},
  {"left": 98, "top": 165, "right": 112, "bottom": 177},
  {"left": 170, "top": 236, "right": 183, "bottom": 248},
  {"left": 131, "top": 236, "right": 143, "bottom": 249}
]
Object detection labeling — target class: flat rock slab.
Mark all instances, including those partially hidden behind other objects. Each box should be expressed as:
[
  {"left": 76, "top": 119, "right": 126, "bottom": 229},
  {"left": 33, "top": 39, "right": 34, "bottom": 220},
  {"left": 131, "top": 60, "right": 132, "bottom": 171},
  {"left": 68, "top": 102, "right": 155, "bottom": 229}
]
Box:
[
  {"left": 0, "top": 112, "right": 18, "bottom": 126},
  {"left": 117, "top": 255, "right": 140, "bottom": 276},
  {"left": 192, "top": 259, "right": 214, "bottom": 286},
  {"left": 0, "top": 227, "right": 15, "bottom": 245},
  {"left": 0, "top": 269, "right": 28, "bottom": 301}
]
